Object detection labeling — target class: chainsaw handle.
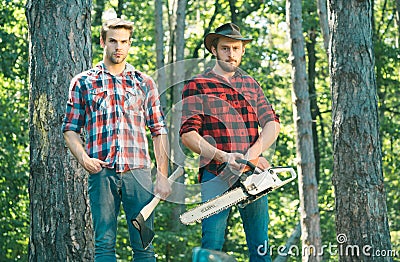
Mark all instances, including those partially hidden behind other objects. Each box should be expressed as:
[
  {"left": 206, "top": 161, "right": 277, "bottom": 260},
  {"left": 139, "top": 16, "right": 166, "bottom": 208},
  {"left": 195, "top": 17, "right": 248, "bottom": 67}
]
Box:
[
  {"left": 235, "top": 159, "right": 257, "bottom": 171},
  {"left": 217, "top": 158, "right": 259, "bottom": 173}
]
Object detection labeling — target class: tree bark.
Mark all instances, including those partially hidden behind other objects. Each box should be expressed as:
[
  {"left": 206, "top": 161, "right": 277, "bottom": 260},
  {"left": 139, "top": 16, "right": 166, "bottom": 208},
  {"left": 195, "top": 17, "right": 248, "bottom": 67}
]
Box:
[
  {"left": 329, "top": 0, "right": 393, "bottom": 261},
  {"left": 396, "top": 0, "right": 400, "bottom": 47},
  {"left": 228, "top": 0, "right": 238, "bottom": 24},
  {"left": 317, "top": 0, "right": 330, "bottom": 54},
  {"left": 154, "top": 0, "right": 167, "bottom": 110},
  {"left": 286, "top": 0, "right": 322, "bottom": 261},
  {"left": 306, "top": 30, "right": 321, "bottom": 182},
  {"left": 117, "top": 0, "right": 124, "bottom": 18},
  {"left": 93, "top": 0, "right": 105, "bottom": 27},
  {"left": 170, "top": 0, "right": 187, "bottom": 232},
  {"left": 26, "top": 0, "right": 94, "bottom": 261}
]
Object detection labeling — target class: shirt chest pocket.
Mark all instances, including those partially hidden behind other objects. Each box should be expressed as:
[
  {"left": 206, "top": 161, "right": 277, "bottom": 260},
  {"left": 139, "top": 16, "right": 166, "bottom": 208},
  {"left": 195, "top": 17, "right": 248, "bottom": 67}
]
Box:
[
  {"left": 89, "top": 87, "right": 109, "bottom": 112},
  {"left": 124, "top": 87, "right": 145, "bottom": 115}
]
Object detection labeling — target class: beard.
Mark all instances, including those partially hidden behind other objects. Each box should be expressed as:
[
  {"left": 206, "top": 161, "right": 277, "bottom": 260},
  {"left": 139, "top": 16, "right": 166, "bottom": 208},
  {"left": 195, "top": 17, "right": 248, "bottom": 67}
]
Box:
[
  {"left": 216, "top": 53, "right": 241, "bottom": 73},
  {"left": 107, "top": 51, "right": 127, "bottom": 65}
]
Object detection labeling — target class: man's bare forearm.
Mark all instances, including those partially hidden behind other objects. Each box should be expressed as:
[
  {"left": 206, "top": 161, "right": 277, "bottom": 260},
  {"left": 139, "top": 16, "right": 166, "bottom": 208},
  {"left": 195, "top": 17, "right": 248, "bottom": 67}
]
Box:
[
  {"left": 181, "top": 131, "right": 244, "bottom": 170},
  {"left": 181, "top": 131, "right": 226, "bottom": 163},
  {"left": 246, "top": 121, "right": 281, "bottom": 159},
  {"left": 153, "top": 134, "right": 169, "bottom": 177},
  {"left": 63, "top": 130, "right": 87, "bottom": 165}
]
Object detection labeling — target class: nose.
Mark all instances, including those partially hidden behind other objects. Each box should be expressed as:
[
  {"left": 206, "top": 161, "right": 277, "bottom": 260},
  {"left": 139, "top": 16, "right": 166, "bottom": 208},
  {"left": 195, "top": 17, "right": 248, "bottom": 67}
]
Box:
[{"left": 225, "top": 48, "right": 233, "bottom": 57}]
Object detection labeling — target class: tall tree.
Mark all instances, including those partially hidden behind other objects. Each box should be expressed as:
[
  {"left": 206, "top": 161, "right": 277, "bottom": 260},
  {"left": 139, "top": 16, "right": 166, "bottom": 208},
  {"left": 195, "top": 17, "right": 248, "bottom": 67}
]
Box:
[
  {"left": 329, "top": 0, "right": 393, "bottom": 261},
  {"left": 395, "top": 0, "right": 400, "bottom": 47},
  {"left": 155, "top": 0, "right": 167, "bottom": 110},
  {"left": 286, "top": 0, "right": 322, "bottom": 261},
  {"left": 26, "top": 0, "right": 94, "bottom": 261},
  {"left": 170, "top": 0, "right": 187, "bottom": 232},
  {"left": 317, "top": 0, "right": 330, "bottom": 53}
]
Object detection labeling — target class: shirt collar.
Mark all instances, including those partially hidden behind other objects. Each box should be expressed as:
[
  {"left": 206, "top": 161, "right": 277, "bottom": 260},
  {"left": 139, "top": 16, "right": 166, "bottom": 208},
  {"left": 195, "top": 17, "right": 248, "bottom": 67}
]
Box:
[
  {"left": 204, "top": 67, "right": 244, "bottom": 79},
  {"left": 95, "top": 61, "right": 136, "bottom": 76}
]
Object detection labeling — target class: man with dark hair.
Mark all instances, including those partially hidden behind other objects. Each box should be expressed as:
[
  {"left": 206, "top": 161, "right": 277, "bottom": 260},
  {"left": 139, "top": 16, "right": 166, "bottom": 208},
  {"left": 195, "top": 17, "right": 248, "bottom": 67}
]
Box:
[
  {"left": 180, "top": 23, "right": 280, "bottom": 261},
  {"left": 62, "top": 18, "right": 170, "bottom": 261}
]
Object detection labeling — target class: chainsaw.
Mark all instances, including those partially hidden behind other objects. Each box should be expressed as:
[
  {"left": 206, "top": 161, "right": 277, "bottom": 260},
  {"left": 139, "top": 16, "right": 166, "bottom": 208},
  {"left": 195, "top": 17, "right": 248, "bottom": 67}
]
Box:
[{"left": 180, "top": 159, "right": 297, "bottom": 225}]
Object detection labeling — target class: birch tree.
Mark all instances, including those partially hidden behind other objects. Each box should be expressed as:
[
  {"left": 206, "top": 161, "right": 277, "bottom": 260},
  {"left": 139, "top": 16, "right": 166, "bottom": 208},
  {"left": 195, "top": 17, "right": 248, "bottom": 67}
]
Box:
[
  {"left": 317, "top": 0, "right": 330, "bottom": 54},
  {"left": 155, "top": 0, "right": 167, "bottom": 110},
  {"left": 286, "top": 0, "right": 322, "bottom": 261}
]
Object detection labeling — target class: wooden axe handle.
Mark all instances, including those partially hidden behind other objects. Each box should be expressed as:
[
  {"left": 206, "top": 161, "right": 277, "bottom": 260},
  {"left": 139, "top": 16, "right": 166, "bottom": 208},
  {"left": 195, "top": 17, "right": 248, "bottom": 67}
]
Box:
[{"left": 141, "top": 167, "right": 184, "bottom": 221}]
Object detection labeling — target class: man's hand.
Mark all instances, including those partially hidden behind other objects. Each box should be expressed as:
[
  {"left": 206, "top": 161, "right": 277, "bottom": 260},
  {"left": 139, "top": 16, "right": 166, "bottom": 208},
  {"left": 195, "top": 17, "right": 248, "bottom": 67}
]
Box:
[
  {"left": 154, "top": 173, "right": 172, "bottom": 200},
  {"left": 63, "top": 130, "right": 108, "bottom": 174},
  {"left": 222, "top": 152, "right": 245, "bottom": 170},
  {"left": 80, "top": 154, "right": 108, "bottom": 174},
  {"left": 253, "top": 156, "right": 271, "bottom": 170}
]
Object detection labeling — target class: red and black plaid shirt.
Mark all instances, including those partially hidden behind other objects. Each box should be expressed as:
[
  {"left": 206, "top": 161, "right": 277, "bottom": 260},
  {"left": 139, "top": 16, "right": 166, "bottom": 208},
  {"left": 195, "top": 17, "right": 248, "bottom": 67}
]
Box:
[{"left": 180, "top": 68, "right": 279, "bottom": 179}]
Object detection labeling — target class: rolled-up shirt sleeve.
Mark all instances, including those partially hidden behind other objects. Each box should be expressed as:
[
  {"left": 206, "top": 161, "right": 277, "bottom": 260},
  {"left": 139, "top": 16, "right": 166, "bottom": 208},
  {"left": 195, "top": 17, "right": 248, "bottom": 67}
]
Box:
[
  {"left": 180, "top": 80, "right": 204, "bottom": 136},
  {"left": 144, "top": 76, "right": 168, "bottom": 137},
  {"left": 62, "top": 76, "right": 85, "bottom": 133}
]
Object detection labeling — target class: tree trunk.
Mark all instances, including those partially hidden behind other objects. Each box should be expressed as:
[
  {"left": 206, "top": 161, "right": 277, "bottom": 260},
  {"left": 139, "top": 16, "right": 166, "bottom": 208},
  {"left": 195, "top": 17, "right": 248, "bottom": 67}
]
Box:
[
  {"left": 117, "top": 0, "right": 124, "bottom": 18},
  {"left": 317, "top": 0, "right": 330, "bottom": 53},
  {"left": 286, "top": 0, "right": 322, "bottom": 261},
  {"left": 306, "top": 30, "right": 321, "bottom": 182},
  {"left": 154, "top": 0, "right": 167, "bottom": 111},
  {"left": 93, "top": 0, "right": 105, "bottom": 27},
  {"left": 170, "top": 0, "right": 187, "bottom": 232},
  {"left": 228, "top": 0, "right": 238, "bottom": 24},
  {"left": 329, "top": 0, "right": 393, "bottom": 261},
  {"left": 26, "top": 0, "right": 94, "bottom": 261},
  {"left": 396, "top": 0, "right": 400, "bottom": 47}
]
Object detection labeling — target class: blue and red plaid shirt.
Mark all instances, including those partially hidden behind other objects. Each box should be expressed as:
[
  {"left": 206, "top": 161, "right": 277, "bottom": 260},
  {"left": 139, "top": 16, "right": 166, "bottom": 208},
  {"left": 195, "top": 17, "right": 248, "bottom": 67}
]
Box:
[
  {"left": 180, "top": 68, "right": 279, "bottom": 178},
  {"left": 62, "top": 62, "right": 167, "bottom": 173}
]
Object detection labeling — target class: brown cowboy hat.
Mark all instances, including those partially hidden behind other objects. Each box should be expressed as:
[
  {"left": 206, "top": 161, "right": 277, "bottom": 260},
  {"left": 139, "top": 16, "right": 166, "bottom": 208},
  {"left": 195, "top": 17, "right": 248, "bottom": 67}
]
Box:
[{"left": 204, "top": 23, "right": 253, "bottom": 53}]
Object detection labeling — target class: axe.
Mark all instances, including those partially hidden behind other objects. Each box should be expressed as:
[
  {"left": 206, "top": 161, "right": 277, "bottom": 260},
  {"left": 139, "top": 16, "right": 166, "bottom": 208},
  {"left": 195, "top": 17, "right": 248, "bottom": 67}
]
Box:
[{"left": 131, "top": 166, "right": 184, "bottom": 249}]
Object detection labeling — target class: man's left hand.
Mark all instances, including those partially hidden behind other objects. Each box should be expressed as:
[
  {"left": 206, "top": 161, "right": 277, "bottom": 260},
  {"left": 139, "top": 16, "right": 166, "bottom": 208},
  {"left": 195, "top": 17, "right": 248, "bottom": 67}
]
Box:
[
  {"left": 254, "top": 156, "right": 271, "bottom": 170},
  {"left": 154, "top": 173, "right": 172, "bottom": 200}
]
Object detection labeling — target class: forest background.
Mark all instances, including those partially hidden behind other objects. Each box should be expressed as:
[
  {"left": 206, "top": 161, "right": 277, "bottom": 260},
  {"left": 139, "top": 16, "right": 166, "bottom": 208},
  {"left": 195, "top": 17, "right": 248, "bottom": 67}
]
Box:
[{"left": 0, "top": 0, "right": 399, "bottom": 261}]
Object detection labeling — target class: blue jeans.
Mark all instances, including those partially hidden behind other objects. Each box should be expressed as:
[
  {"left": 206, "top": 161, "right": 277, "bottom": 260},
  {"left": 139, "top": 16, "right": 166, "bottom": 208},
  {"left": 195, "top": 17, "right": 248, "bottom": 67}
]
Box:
[
  {"left": 201, "top": 170, "right": 272, "bottom": 262},
  {"left": 88, "top": 168, "right": 155, "bottom": 262}
]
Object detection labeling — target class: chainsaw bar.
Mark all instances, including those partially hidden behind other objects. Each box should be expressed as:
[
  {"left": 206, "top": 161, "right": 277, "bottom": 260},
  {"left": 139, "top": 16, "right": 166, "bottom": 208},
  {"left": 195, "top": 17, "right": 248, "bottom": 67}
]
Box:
[
  {"left": 179, "top": 187, "right": 247, "bottom": 225},
  {"left": 179, "top": 166, "right": 297, "bottom": 225}
]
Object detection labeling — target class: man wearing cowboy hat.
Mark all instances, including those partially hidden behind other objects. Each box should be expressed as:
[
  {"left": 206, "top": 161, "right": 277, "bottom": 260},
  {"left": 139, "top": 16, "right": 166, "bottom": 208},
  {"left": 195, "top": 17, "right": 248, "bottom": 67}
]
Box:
[{"left": 180, "top": 23, "right": 280, "bottom": 261}]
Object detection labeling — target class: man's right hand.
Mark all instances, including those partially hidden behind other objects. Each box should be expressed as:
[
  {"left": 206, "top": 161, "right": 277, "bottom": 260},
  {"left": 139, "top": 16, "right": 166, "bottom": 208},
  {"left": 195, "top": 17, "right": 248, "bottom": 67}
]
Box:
[
  {"left": 80, "top": 154, "right": 108, "bottom": 174},
  {"left": 222, "top": 152, "right": 245, "bottom": 171}
]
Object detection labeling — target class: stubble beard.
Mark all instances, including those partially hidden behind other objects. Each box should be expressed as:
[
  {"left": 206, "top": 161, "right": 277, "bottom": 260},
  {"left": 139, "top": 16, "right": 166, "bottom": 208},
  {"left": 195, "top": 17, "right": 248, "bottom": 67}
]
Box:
[
  {"left": 216, "top": 54, "right": 240, "bottom": 73},
  {"left": 108, "top": 51, "right": 127, "bottom": 65}
]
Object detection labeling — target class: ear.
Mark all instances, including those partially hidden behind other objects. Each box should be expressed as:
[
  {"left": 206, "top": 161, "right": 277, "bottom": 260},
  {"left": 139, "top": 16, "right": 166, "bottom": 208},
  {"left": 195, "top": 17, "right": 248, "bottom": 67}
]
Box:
[
  {"left": 100, "top": 37, "right": 105, "bottom": 48},
  {"left": 211, "top": 46, "right": 217, "bottom": 56}
]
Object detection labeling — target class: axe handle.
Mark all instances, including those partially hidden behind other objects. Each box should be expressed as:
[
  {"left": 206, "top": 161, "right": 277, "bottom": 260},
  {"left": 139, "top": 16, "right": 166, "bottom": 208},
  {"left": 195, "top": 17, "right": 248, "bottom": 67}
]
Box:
[{"left": 140, "top": 167, "right": 184, "bottom": 221}]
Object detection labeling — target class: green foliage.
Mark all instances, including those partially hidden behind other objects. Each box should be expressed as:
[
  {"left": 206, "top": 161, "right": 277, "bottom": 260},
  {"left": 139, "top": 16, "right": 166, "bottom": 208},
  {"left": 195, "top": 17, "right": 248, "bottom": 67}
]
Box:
[
  {"left": 0, "top": 73, "right": 30, "bottom": 262},
  {"left": 1, "top": 0, "right": 398, "bottom": 261},
  {"left": 0, "top": 1, "right": 29, "bottom": 261},
  {"left": 373, "top": 0, "right": 400, "bottom": 252}
]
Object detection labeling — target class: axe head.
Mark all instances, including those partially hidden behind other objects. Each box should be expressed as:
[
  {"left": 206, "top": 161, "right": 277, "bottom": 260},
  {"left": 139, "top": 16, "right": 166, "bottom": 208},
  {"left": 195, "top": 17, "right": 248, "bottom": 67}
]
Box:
[{"left": 131, "top": 213, "right": 155, "bottom": 250}]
